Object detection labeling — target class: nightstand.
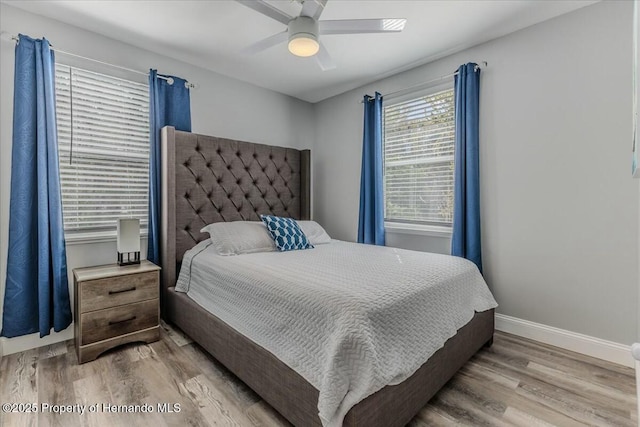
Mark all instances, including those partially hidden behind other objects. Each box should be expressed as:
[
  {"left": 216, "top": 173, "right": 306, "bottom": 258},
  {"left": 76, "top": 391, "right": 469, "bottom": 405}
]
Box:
[{"left": 73, "top": 260, "right": 161, "bottom": 364}]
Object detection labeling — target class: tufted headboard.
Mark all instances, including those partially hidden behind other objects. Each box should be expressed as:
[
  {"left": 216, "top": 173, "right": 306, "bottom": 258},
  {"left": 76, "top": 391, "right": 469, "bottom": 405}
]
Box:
[{"left": 160, "top": 126, "right": 310, "bottom": 293}]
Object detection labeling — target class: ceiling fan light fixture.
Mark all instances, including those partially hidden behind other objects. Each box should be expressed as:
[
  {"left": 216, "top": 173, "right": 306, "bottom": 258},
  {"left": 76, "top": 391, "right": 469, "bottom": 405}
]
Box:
[
  {"left": 288, "top": 33, "right": 319, "bottom": 57},
  {"left": 287, "top": 16, "right": 320, "bottom": 57},
  {"left": 237, "top": 0, "right": 407, "bottom": 70}
]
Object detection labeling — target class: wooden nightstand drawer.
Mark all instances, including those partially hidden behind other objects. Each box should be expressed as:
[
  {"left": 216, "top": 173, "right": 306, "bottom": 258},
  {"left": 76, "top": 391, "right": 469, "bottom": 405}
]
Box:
[
  {"left": 74, "top": 260, "right": 161, "bottom": 363},
  {"left": 81, "top": 298, "right": 159, "bottom": 345},
  {"left": 80, "top": 271, "right": 158, "bottom": 313}
]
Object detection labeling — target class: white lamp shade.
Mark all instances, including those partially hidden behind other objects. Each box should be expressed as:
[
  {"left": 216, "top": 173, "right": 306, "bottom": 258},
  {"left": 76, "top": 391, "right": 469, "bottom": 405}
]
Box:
[{"left": 117, "top": 218, "right": 140, "bottom": 253}]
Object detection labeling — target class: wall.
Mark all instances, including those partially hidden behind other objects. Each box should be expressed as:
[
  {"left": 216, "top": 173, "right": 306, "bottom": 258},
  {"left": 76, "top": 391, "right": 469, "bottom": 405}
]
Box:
[
  {"left": 0, "top": 3, "right": 314, "bottom": 355},
  {"left": 313, "top": 1, "right": 638, "bottom": 345}
]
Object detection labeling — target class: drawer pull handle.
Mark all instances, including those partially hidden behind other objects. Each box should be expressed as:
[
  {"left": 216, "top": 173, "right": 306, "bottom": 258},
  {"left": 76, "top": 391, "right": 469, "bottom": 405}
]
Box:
[
  {"left": 108, "top": 316, "right": 137, "bottom": 325},
  {"left": 108, "top": 287, "right": 136, "bottom": 295}
]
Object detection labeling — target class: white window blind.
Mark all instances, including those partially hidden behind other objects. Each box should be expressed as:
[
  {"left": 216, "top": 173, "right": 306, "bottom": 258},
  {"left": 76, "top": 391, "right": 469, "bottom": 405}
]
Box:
[
  {"left": 55, "top": 64, "right": 150, "bottom": 233},
  {"left": 383, "top": 87, "right": 455, "bottom": 226}
]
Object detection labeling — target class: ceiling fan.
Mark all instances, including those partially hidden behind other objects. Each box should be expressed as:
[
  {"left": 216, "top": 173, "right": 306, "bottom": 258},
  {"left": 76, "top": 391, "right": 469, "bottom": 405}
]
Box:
[{"left": 236, "top": 0, "right": 407, "bottom": 70}]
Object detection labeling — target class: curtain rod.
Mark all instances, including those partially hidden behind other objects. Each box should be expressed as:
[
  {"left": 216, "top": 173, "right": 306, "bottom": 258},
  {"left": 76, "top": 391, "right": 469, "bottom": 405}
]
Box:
[
  {"left": 361, "top": 61, "right": 487, "bottom": 103},
  {"left": 8, "top": 35, "right": 196, "bottom": 89}
]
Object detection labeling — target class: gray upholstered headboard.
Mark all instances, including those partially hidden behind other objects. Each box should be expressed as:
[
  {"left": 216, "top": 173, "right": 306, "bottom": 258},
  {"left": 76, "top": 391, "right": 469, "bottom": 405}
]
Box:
[{"left": 160, "top": 126, "right": 310, "bottom": 293}]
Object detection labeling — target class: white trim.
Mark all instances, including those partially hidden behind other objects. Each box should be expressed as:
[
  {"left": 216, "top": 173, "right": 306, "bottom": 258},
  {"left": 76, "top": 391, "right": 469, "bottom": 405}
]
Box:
[
  {"left": 384, "top": 222, "right": 452, "bottom": 238},
  {"left": 65, "top": 231, "right": 148, "bottom": 246},
  {"left": 65, "top": 231, "right": 117, "bottom": 245},
  {"left": 0, "top": 325, "right": 75, "bottom": 356},
  {"left": 495, "top": 314, "right": 633, "bottom": 368},
  {"left": 636, "top": 360, "right": 640, "bottom": 427},
  {"left": 384, "top": 80, "right": 453, "bottom": 105}
]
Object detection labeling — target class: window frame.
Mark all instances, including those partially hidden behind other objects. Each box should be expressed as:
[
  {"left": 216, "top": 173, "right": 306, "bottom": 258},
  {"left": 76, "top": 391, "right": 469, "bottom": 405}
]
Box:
[
  {"left": 54, "top": 63, "right": 150, "bottom": 243},
  {"left": 382, "top": 82, "right": 455, "bottom": 234}
]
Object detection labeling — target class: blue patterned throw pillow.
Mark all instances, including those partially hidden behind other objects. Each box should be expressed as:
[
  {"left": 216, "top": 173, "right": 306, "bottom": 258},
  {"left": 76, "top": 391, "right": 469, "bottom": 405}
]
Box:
[{"left": 260, "top": 215, "right": 314, "bottom": 252}]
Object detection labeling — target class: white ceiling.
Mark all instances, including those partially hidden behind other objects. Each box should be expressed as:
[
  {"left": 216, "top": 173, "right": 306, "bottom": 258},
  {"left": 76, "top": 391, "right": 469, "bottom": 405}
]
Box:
[{"left": 4, "top": 0, "right": 597, "bottom": 103}]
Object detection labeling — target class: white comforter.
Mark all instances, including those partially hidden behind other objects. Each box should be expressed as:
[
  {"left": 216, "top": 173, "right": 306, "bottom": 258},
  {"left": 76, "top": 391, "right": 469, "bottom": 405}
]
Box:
[{"left": 176, "top": 240, "right": 497, "bottom": 427}]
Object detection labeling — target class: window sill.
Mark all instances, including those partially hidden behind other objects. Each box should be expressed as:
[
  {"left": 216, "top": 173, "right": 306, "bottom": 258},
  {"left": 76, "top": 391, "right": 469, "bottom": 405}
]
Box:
[
  {"left": 384, "top": 222, "right": 452, "bottom": 238},
  {"left": 65, "top": 231, "right": 148, "bottom": 246}
]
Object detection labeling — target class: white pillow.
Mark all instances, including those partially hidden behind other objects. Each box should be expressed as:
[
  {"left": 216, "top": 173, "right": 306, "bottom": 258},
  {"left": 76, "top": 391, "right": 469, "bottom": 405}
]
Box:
[
  {"left": 200, "top": 221, "right": 276, "bottom": 255},
  {"left": 297, "top": 221, "right": 332, "bottom": 245}
]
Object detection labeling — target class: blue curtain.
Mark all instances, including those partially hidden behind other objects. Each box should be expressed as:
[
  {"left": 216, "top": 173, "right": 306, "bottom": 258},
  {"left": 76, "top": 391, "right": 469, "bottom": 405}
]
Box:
[
  {"left": 147, "top": 70, "right": 192, "bottom": 266},
  {"left": 451, "top": 63, "right": 482, "bottom": 272},
  {"left": 1, "top": 35, "right": 72, "bottom": 338},
  {"left": 357, "top": 92, "right": 385, "bottom": 245}
]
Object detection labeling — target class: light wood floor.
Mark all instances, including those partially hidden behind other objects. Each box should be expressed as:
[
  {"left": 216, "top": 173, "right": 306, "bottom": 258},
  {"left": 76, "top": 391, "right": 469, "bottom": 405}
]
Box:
[{"left": 0, "top": 323, "right": 635, "bottom": 427}]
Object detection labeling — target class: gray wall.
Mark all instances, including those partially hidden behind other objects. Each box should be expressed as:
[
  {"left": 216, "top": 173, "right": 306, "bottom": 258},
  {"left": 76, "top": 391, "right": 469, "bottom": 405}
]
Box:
[
  {"left": 0, "top": 3, "right": 314, "bottom": 354},
  {"left": 313, "top": 1, "right": 638, "bottom": 345}
]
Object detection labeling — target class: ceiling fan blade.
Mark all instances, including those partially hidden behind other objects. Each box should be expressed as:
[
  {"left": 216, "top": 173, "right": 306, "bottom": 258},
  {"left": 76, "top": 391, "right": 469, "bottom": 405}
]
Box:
[
  {"left": 315, "top": 43, "right": 336, "bottom": 71},
  {"left": 236, "top": 0, "right": 293, "bottom": 25},
  {"left": 241, "top": 31, "right": 288, "bottom": 55},
  {"left": 301, "top": 0, "right": 327, "bottom": 20},
  {"left": 319, "top": 18, "right": 406, "bottom": 35}
]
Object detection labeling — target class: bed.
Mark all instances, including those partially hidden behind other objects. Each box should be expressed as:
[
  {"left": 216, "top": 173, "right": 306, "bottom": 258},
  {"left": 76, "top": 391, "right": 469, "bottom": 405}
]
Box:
[{"left": 159, "top": 126, "right": 497, "bottom": 427}]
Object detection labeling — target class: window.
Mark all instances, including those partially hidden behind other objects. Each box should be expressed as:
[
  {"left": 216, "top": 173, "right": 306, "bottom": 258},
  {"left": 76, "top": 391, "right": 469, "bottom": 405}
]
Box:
[
  {"left": 383, "top": 87, "right": 455, "bottom": 227},
  {"left": 55, "top": 64, "right": 150, "bottom": 234}
]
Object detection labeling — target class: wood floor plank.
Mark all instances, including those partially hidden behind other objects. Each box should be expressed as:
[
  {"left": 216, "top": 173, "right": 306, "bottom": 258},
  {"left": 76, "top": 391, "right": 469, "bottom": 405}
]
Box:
[
  {"left": 502, "top": 406, "right": 559, "bottom": 427},
  {"left": 473, "top": 349, "right": 635, "bottom": 426},
  {"left": 459, "top": 360, "right": 520, "bottom": 389},
  {"left": 0, "top": 328, "right": 635, "bottom": 427},
  {"left": 410, "top": 406, "right": 460, "bottom": 427},
  {"left": 492, "top": 344, "right": 636, "bottom": 425},
  {"left": 496, "top": 333, "right": 636, "bottom": 395},
  {"left": 161, "top": 320, "right": 193, "bottom": 347},
  {"left": 435, "top": 380, "right": 513, "bottom": 427},
  {"left": 244, "top": 400, "right": 290, "bottom": 427},
  {"left": 180, "top": 374, "right": 254, "bottom": 426},
  {"left": 427, "top": 391, "right": 504, "bottom": 427},
  {"left": 135, "top": 346, "right": 209, "bottom": 427},
  {"left": 515, "top": 380, "right": 633, "bottom": 427},
  {"left": 106, "top": 349, "right": 149, "bottom": 405},
  {"left": 103, "top": 354, "right": 168, "bottom": 427},
  {"left": 150, "top": 336, "right": 202, "bottom": 384},
  {"left": 0, "top": 348, "right": 39, "bottom": 427},
  {"left": 37, "top": 352, "right": 78, "bottom": 427},
  {"left": 453, "top": 361, "right": 586, "bottom": 427},
  {"left": 123, "top": 341, "right": 157, "bottom": 363},
  {"left": 38, "top": 342, "right": 68, "bottom": 360},
  {"left": 73, "top": 372, "right": 128, "bottom": 427},
  {"left": 527, "top": 361, "right": 635, "bottom": 412},
  {"left": 181, "top": 342, "right": 260, "bottom": 410}
]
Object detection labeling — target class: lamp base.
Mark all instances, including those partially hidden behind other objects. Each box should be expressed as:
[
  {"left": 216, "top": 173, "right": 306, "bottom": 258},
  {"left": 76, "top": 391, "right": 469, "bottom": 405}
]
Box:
[{"left": 118, "top": 251, "right": 141, "bottom": 266}]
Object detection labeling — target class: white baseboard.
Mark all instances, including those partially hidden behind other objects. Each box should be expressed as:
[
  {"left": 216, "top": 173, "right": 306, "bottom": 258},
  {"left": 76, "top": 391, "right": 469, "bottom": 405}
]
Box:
[
  {"left": 0, "top": 324, "right": 74, "bottom": 356},
  {"left": 495, "top": 314, "right": 633, "bottom": 368}
]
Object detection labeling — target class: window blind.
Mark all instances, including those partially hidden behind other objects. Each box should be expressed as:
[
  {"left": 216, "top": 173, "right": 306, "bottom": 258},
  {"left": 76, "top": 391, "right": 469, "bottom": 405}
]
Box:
[
  {"left": 383, "top": 88, "right": 455, "bottom": 226},
  {"left": 55, "top": 64, "right": 150, "bottom": 233}
]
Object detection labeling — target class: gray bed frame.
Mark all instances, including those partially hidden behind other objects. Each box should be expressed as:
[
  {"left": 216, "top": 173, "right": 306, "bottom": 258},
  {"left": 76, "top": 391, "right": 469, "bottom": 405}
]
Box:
[{"left": 160, "top": 126, "right": 494, "bottom": 427}]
